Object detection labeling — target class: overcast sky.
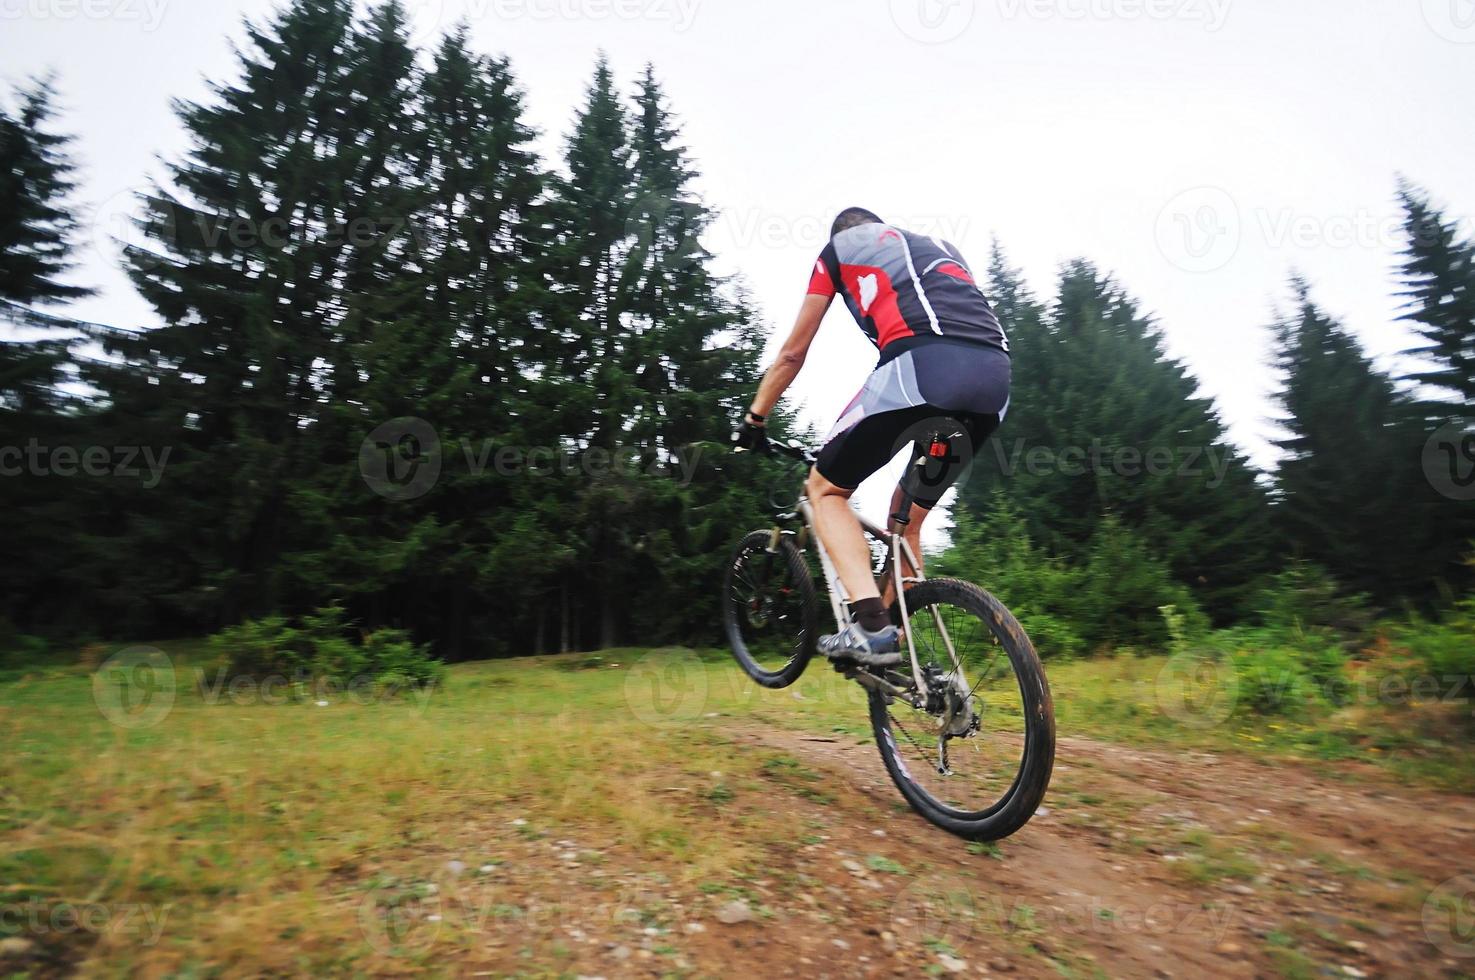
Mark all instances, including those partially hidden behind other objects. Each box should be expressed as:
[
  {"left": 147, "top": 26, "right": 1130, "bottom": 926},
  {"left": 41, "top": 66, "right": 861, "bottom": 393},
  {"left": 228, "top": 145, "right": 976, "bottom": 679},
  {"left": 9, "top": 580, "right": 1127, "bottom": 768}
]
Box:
[{"left": 4, "top": 0, "right": 1472, "bottom": 536}]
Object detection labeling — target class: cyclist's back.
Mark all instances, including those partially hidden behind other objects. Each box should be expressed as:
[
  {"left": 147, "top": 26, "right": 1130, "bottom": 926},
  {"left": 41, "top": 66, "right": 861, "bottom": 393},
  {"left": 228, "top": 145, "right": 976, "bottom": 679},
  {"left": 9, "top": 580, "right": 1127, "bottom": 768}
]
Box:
[
  {"left": 810, "top": 222, "right": 1009, "bottom": 360},
  {"left": 807, "top": 212, "right": 1011, "bottom": 504}
]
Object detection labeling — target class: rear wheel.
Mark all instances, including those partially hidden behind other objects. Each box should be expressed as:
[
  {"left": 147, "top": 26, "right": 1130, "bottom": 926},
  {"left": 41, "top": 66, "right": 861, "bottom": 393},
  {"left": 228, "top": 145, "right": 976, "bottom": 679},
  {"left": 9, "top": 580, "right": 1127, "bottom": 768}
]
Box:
[
  {"left": 723, "top": 530, "right": 819, "bottom": 689},
  {"left": 870, "top": 578, "right": 1054, "bottom": 840}
]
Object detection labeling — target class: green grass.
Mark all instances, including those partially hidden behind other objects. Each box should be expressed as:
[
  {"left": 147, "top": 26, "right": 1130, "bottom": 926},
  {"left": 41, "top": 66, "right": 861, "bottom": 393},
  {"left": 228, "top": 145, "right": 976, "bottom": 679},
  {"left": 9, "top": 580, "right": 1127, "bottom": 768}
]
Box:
[
  {"left": 2, "top": 640, "right": 1470, "bottom": 974},
  {"left": 0, "top": 644, "right": 830, "bottom": 974},
  {"left": 1044, "top": 652, "right": 1475, "bottom": 791}
]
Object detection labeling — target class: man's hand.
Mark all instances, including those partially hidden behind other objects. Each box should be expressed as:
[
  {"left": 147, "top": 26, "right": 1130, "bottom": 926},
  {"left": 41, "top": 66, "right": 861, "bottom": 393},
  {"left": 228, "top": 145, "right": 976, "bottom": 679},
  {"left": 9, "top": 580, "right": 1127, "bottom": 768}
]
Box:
[{"left": 732, "top": 413, "right": 770, "bottom": 454}]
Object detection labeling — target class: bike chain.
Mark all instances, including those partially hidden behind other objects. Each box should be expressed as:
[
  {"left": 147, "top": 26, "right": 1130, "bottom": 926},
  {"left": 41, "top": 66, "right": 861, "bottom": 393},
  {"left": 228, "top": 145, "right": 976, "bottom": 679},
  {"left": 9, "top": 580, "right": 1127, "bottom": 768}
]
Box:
[{"left": 889, "top": 708, "right": 947, "bottom": 775}]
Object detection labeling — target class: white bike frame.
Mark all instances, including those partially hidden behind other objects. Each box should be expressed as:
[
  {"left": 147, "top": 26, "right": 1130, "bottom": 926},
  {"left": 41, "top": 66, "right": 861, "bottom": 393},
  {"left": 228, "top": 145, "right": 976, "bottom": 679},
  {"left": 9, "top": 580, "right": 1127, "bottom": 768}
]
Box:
[{"left": 794, "top": 495, "right": 964, "bottom": 698}]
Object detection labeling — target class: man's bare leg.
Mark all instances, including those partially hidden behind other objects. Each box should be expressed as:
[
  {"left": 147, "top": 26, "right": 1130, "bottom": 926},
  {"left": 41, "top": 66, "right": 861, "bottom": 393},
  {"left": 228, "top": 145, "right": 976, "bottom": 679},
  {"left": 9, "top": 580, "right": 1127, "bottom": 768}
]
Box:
[
  {"left": 805, "top": 468, "right": 879, "bottom": 605},
  {"left": 879, "top": 483, "right": 930, "bottom": 611}
]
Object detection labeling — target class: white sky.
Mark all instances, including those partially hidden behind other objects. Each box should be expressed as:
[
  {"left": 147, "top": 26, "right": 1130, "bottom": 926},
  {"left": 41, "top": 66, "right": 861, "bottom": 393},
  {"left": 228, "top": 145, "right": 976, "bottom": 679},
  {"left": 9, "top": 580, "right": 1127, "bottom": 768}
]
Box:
[{"left": 4, "top": 0, "right": 1473, "bottom": 539}]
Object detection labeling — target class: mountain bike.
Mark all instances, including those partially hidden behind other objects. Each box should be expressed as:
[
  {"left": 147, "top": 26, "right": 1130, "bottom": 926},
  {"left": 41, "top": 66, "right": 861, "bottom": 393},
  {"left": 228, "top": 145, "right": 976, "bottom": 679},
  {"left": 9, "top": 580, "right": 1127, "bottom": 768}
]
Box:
[{"left": 723, "top": 438, "right": 1055, "bottom": 841}]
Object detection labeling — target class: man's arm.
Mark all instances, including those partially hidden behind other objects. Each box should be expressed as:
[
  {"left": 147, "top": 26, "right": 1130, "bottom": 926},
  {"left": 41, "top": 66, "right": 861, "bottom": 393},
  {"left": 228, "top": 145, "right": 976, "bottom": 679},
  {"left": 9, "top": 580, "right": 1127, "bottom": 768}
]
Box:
[{"left": 746, "top": 293, "right": 831, "bottom": 423}]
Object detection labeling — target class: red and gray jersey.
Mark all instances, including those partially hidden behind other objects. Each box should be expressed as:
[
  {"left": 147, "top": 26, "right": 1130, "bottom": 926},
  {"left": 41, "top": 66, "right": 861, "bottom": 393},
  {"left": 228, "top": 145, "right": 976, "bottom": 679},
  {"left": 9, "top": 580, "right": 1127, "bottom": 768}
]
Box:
[{"left": 806, "top": 224, "right": 1008, "bottom": 357}]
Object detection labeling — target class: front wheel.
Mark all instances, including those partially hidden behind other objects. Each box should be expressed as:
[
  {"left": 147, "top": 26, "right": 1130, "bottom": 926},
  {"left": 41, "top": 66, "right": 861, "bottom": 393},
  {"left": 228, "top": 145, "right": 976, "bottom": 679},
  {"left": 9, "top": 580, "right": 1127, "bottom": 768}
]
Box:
[
  {"left": 723, "top": 530, "right": 819, "bottom": 689},
  {"left": 871, "top": 578, "right": 1055, "bottom": 841}
]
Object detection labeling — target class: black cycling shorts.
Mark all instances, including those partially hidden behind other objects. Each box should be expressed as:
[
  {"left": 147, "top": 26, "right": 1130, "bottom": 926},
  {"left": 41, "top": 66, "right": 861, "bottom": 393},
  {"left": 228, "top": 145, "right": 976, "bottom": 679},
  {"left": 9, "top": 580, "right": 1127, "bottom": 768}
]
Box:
[{"left": 814, "top": 338, "right": 1010, "bottom": 510}]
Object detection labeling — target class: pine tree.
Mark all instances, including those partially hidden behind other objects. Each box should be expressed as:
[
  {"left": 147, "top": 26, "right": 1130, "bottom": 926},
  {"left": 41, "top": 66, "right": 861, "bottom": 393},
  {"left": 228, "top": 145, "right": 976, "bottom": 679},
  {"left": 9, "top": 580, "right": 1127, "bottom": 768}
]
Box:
[
  {"left": 531, "top": 60, "right": 774, "bottom": 650},
  {"left": 84, "top": 0, "right": 422, "bottom": 630},
  {"left": 1397, "top": 181, "right": 1475, "bottom": 417},
  {"left": 333, "top": 26, "right": 553, "bottom": 657},
  {"left": 0, "top": 77, "right": 91, "bottom": 305},
  {"left": 1271, "top": 281, "right": 1438, "bottom": 601},
  {"left": 0, "top": 76, "right": 88, "bottom": 450},
  {"left": 958, "top": 255, "right": 1272, "bottom": 621},
  {"left": 0, "top": 78, "right": 93, "bottom": 637}
]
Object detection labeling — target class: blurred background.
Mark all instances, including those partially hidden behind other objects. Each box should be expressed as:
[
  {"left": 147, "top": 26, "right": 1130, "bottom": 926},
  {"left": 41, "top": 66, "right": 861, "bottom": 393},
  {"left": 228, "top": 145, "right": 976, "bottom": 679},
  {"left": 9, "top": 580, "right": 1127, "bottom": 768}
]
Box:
[
  {"left": 1, "top": 2, "right": 1474, "bottom": 974},
  {"left": 1, "top": 0, "right": 1470, "bottom": 657}
]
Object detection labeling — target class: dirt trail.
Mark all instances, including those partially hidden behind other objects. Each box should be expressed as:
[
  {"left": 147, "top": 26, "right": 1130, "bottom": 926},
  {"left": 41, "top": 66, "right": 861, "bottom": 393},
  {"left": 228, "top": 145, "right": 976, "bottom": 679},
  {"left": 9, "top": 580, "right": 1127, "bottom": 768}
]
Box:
[
  {"left": 377, "top": 724, "right": 1474, "bottom": 979},
  {"left": 714, "top": 726, "right": 1475, "bottom": 978}
]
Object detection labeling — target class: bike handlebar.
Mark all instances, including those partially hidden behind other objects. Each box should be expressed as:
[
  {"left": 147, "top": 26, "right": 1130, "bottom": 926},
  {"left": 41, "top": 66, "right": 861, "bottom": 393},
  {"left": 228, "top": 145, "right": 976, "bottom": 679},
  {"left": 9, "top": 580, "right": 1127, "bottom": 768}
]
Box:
[
  {"left": 769, "top": 441, "right": 816, "bottom": 466},
  {"left": 733, "top": 439, "right": 816, "bottom": 467}
]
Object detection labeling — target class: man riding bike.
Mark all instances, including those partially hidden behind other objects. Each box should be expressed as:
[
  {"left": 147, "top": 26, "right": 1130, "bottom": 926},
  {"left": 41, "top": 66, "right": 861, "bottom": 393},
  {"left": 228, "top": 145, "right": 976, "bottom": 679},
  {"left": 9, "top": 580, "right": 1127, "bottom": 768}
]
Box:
[{"left": 734, "top": 207, "right": 1011, "bottom": 667}]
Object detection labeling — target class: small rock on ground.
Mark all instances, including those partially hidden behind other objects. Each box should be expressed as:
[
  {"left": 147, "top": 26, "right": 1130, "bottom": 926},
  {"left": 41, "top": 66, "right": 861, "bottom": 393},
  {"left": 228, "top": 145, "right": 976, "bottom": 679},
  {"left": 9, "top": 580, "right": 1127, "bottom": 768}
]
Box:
[{"left": 715, "top": 900, "right": 753, "bottom": 924}]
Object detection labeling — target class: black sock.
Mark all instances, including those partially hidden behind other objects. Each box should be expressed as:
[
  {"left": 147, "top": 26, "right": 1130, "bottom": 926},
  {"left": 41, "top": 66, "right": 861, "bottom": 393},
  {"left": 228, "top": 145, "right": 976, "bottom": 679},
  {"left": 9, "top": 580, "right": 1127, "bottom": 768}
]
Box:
[{"left": 850, "top": 597, "right": 890, "bottom": 633}]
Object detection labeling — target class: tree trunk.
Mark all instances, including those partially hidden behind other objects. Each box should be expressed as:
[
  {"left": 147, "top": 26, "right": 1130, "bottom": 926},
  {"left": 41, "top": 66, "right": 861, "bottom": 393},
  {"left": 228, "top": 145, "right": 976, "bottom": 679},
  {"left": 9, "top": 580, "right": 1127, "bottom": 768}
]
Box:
[
  {"left": 559, "top": 582, "right": 570, "bottom": 654},
  {"left": 599, "top": 586, "right": 616, "bottom": 650}
]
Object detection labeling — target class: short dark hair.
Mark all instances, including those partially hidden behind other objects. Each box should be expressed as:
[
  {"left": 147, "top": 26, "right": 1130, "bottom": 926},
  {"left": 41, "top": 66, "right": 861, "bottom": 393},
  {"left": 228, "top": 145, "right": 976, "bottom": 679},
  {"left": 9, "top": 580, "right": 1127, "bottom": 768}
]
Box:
[{"left": 831, "top": 207, "right": 884, "bottom": 238}]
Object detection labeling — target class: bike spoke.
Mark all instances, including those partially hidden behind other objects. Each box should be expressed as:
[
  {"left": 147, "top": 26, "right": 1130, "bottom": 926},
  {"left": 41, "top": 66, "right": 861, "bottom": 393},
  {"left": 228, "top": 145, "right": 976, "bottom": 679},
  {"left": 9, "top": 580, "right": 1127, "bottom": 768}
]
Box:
[{"left": 886, "top": 594, "right": 1031, "bottom": 817}]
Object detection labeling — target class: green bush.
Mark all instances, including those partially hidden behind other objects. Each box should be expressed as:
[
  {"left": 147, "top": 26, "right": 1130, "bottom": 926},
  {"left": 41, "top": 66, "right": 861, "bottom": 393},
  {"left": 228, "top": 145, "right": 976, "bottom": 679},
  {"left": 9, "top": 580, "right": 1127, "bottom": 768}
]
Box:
[
  {"left": 1231, "top": 640, "right": 1323, "bottom": 717},
  {"left": 1015, "top": 612, "right": 1086, "bottom": 660},
  {"left": 208, "top": 606, "right": 445, "bottom": 693},
  {"left": 1192, "top": 624, "right": 1347, "bottom": 717},
  {"left": 1253, "top": 561, "right": 1373, "bottom": 644},
  {"left": 939, "top": 499, "right": 1205, "bottom": 654},
  {"left": 0, "top": 630, "right": 49, "bottom": 670},
  {"left": 1392, "top": 595, "right": 1475, "bottom": 700}
]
